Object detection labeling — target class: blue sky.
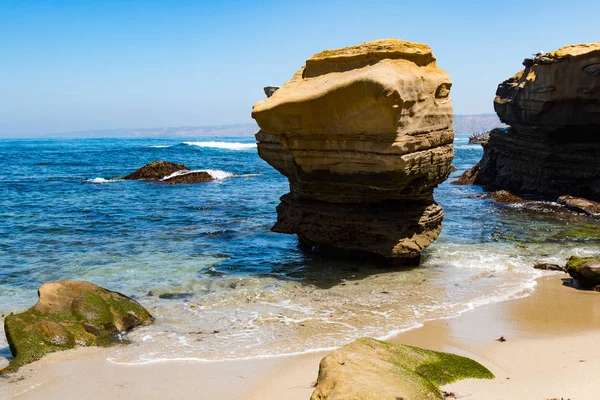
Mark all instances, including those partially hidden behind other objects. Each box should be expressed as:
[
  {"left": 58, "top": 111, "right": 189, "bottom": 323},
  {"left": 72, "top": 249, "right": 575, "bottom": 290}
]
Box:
[{"left": 1, "top": 0, "right": 598, "bottom": 136}]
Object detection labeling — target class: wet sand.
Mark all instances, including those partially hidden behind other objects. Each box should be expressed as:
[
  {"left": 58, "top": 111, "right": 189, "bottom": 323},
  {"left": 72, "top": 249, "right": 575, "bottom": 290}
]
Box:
[{"left": 3, "top": 274, "right": 600, "bottom": 400}]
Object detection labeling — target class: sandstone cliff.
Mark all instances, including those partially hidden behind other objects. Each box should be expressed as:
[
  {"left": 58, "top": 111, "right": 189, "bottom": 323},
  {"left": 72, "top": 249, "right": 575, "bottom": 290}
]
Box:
[
  {"left": 252, "top": 39, "right": 454, "bottom": 263},
  {"left": 463, "top": 42, "right": 600, "bottom": 201}
]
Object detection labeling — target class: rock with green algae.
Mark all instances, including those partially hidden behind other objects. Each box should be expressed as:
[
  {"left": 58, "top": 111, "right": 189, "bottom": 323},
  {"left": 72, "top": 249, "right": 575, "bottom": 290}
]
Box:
[
  {"left": 565, "top": 256, "right": 600, "bottom": 287},
  {"left": 1, "top": 280, "right": 153, "bottom": 375},
  {"left": 310, "top": 337, "right": 493, "bottom": 400}
]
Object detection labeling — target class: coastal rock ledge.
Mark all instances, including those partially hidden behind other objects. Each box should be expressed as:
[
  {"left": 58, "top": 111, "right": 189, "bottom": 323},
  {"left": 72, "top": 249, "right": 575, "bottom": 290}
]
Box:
[
  {"left": 461, "top": 42, "right": 600, "bottom": 201},
  {"left": 1, "top": 280, "right": 153, "bottom": 374},
  {"left": 252, "top": 39, "right": 454, "bottom": 263}
]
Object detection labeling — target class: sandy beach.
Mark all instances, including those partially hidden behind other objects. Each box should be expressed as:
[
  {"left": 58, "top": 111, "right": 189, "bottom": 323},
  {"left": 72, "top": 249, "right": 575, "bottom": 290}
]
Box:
[{"left": 2, "top": 273, "right": 598, "bottom": 400}]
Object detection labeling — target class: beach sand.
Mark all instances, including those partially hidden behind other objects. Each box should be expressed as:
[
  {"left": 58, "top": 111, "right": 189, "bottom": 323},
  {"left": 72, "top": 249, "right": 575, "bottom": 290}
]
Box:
[{"left": 3, "top": 273, "right": 599, "bottom": 400}]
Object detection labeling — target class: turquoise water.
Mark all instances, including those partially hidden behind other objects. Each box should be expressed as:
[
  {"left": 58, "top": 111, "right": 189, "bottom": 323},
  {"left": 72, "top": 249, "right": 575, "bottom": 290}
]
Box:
[{"left": 0, "top": 137, "right": 598, "bottom": 365}]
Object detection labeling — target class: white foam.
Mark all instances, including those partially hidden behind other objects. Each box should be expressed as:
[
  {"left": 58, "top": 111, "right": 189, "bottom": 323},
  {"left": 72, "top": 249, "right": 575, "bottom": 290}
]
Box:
[
  {"left": 149, "top": 145, "right": 173, "bottom": 148},
  {"left": 183, "top": 141, "right": 257, "bottom": 151},
  {"left": 161, "top": 169, "right": 234, "bottom": 181},
  {"left": 87, "top": 178, "right": 121, "bottom": 184}
]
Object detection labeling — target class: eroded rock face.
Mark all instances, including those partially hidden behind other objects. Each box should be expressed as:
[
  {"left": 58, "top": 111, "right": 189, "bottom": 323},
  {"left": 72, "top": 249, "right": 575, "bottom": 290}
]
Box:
[
  {"left": 310, "top": 338, "right": 493, "bottom": 400},
  {"left": 470, "top": 42, "right": 600, "bottom": 200},
  {"left": 252, "top": 39, "right": 454, "bottom": 262},
  {"left": 1, "top": 280, "right": 153, "bottom": 374}
]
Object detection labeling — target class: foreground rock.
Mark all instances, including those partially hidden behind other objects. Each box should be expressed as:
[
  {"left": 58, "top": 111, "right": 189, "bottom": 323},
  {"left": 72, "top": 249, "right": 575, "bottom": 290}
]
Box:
[
  {"left": 123, "top": 161, "right": 214, "bottom": 183},
  {"left": 558, "top": 196, "right": 600, "bottom": 218},
  {"left": 1, "top": 280, "right": 153, "bottom": 374},
  {"left": 565, "top": 256, "right": 600, "bottom": 288},
  {"left": 310, "top": 338, "right": 493, "bottom": 400},
  {"left": 464, "top": 42, "right": 600, "bottom": 200},
  {"left": 252, "top": 39, "right": 454, "bottom": 263}
]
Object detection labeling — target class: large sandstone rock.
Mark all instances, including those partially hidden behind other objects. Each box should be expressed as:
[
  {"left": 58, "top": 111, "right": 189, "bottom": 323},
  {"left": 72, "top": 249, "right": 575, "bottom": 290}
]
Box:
[
  {"left": 466, "top": 42, "right": 600, "bottom": 200},
  {"left": 252, "top": 39, "right": 454, "bottom": 262},
  {"left": 310, "top": 338, "right": 493, "bottom": 400},
  {"left": 1, "top": 280, "right": 153, "bottom": 374}
]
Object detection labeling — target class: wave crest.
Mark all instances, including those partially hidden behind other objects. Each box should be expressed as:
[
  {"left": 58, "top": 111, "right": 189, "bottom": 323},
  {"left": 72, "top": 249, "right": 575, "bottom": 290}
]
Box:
[{"left": 183, "top": 141, "right": 257, "bottom": 151}]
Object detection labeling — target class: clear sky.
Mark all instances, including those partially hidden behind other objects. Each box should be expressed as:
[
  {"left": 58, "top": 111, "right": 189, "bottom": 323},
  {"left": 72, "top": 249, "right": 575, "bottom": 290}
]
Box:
[{"left": 1, "top": 0, "right": 598, "bottom": 136}]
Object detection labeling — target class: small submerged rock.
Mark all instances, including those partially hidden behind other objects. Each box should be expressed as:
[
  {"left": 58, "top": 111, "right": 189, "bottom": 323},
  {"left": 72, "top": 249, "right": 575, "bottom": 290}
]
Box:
[
  {"left": 474, "top": 190, "right": 529, "bottom": 204},
  {"left": 533, "top": 263, "right": 565, "bottom": 272},
  {"left": 558, "top": 196, "right": 600, "bottom": 218},
  {"left": 1, "top": 280, "right": 153, "bottom": 374},
  {"left": 310, "top": 337, "right": 493, "bottom": 400}
]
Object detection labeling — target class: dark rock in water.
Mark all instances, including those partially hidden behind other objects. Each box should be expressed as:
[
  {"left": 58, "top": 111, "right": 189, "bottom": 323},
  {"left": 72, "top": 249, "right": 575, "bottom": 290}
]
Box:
[
  {"left": 533, "top": 263, "right": 565, "bottom": 272},
  {"left": 162, "top": 171, "right": 213, "bottom": 184},
  {"left": 158, "top": 292, "right": 194, "bottom": 300},
  {"left": 310, "top": 337, "right": 493, "bottom": 400},
  {"left": 558, "top": 196, "right": 600, "bottom": 218},
  {"left": 462, "top": 42, "right": 600, "bottom": 201},
  {"left": 252, "top": 39, "right": 454, "bottom": 263},
  {"left": 565, "top": 256, "right": 600, "bottom": 287},
  {"left": 468, "top": 131, "right": 491, "bottom": 144},
  {"left": 452, "top": 163, "right": 480, "bottom": 185},
  {"left": 1, "top": 280, "right": 153, "bottom": 374},
  {"left": 475, "top": 190, "right": 529, "bottom": 204},
  {"left": 123, "top": 160, "right": 189, "bottom": 181}
]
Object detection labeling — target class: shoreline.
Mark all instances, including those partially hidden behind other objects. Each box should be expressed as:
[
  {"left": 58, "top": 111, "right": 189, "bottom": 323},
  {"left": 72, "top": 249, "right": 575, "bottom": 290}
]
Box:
[{"left": 3, "top": 273, "right": 599, "bottom": 399}]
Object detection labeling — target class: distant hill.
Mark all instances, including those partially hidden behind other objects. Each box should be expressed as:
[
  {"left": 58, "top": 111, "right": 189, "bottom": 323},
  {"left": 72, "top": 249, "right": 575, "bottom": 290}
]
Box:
[
  {"left": 14, "top": 123, "right": 260, "bottom": 139},
  {"left": 453, "top": 114, "right": 503, "bottom": 135},
  {"left": 4, "top": 114, "right": 504, "bottom": 138}
]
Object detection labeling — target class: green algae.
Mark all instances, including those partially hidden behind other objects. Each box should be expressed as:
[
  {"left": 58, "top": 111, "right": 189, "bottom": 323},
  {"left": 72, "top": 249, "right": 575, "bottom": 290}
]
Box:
[
  {"left": 311, "top": 338, "right": 493, "bottom": 400},
  {"left": 1, "top": 281, "right": 153, "bottom": 375}
]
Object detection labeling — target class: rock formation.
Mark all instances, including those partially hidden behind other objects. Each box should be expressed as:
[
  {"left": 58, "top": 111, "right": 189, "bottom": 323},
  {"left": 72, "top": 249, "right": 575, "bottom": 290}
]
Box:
[
  {"left": 558, "top": 195, "right": 600, "bottom": 217},
  {"left": 462, "top": 42, "right": 600, "bottom": 201},
  {"left": 565, "top": 256, "right": 600, "bottom": 288},
  {"left": 310, "top": 337, "right": 493, "bottom": 400},
  {"left": 468, "top": 131, "right": 490, "bottom": 144},
  {"left": 252, "top": 39, "right": 454, "bottom": 263},
  {"left": 1, "top": 280, "right": 153, "bottom": 374},
  {"left": 123, "top": 161, "right": 214, "bottom": 183}
]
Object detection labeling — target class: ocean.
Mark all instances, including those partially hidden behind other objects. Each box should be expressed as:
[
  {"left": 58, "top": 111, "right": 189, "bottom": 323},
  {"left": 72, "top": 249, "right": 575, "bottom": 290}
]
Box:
[{"left": 0, "top": 136, "right": 598, "bottom": 367}]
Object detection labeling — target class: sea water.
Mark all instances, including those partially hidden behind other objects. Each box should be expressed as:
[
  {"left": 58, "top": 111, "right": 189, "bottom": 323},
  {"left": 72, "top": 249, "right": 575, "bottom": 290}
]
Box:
[{"left": 0, "top": 136, "right": 598, "bottom": 367}]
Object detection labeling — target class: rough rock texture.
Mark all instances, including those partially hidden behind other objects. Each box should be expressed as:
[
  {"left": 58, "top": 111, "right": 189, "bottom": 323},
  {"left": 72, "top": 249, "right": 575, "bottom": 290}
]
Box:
[
  {"left": 123, "top": 160, "right": 189, "bottom": 180},
  {"left": 252, "top": 39, "right": 454, "bottom": 262},
  {"left": 533, "top": 262, "right": 565, "bottom": 272},
  {"left": 310, "top": 337, "right": 493, "bottom": 400},
  {"left": 123, "top": 161, "right": 214, "bottom": 184},
  {"left": 565, "top": 256, "right": 600, "bottom": 287},
  {"left": 263, "top": 86, "right": 280, "bottom": 98},
  {"left": 474, "top": 190, "right": 530, "bottom": 203},
  {"left": 1, "top": 280, "right": 153, "bottom": 374},
  {"left": 467, "top": 42, "right": 600, "bottom": 200},
  {"left": 468, "top": 131, "right": 490, "bottom": 144},
  {"left": 162, "top": 171, "right": 214, "bottom": 184},
  {"left": 558, "top": 195, "right": 600, "bottom": 217}
]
